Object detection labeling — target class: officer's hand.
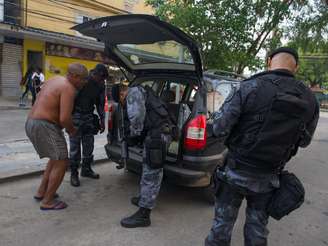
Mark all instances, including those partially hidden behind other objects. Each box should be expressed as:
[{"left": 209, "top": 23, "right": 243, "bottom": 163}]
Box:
[{"left": 99, "top": 120, "right": 105, "bottom": 134}]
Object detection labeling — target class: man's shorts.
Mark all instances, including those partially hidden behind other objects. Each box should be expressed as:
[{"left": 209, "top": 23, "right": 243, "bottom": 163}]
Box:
[{"left": 25, "top": 118, "right": 68, "bottom": 160}]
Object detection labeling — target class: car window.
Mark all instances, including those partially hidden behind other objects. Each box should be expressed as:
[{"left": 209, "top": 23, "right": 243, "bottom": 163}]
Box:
[
  {"left": 117, "top": 42, "right": 194, "bottom": 65},
  {"left": 140, "top": 80, "right": 155, "bottom": 88},
  {"left": 161, "top": 81, "right": 186, "bottom": 104},
  {"left": 207, "top": 83, "right": 234, "bottom": 114}
]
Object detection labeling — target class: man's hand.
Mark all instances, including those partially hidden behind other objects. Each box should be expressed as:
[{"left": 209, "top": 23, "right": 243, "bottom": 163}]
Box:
[{"left": 99, "top": 120, "right": 105, "bottom": 134}]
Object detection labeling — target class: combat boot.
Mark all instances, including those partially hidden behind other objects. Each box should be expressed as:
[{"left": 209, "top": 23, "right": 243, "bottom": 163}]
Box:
[
  {"left": 70, "top": 169, "right": 80, "bottom": 187},
  {"left": 81, "top": 157, "right": 99, "bottom": 179},
  {"left": 120, "top": 207, "right": 151, "bottom": 228}
]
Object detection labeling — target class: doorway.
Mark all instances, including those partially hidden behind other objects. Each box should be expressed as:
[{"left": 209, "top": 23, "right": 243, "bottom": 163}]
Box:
[{"left": 27, "top": 51, "right": 43, "bottom": 71}]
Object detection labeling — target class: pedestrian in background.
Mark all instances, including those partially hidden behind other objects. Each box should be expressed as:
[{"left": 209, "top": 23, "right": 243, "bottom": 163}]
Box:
[
  {"left": 205, "top": 47, "right": 319, "bottom": 246},
  {"left": 20, "top": 67, "right": 36, "bottom": 106},
  {"left": 25, "top": 63, "right": 88, "bottom": 210},
  {"left": 69, "top": 64, "right": 108, "bottom": 187},
  {"left": 31, "top": 67, "right": 45, "bottom": 94}
]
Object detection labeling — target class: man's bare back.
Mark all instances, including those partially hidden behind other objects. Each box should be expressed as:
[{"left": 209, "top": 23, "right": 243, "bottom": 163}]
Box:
[{"left": 29, "top": 76, "right": 75, "bottom": 126}]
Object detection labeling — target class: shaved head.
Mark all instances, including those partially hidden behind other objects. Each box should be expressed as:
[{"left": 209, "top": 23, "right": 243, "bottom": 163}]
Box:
[
  {"left": 67, "top": 63, "right": 88, "bottom": 77},
  {"left": 268, "top": 52, "right": 298, "bottom": 74},
  {"left": 67, "top": 63, "right": 88, "bottom": 89}
]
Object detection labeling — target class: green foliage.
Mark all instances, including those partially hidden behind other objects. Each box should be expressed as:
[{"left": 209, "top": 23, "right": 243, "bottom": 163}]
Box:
[
  {"left": 286, "top": 0, "right": 328, "bottom": 88},
  {"left": 146, "top": 0, "right": 298, "bottom": 73},
  {"left": 297, "top": 57, "right": 328, "bottom": 88},
  {"left": 146, "top": 0, "right": 327, "bottom": 77}
]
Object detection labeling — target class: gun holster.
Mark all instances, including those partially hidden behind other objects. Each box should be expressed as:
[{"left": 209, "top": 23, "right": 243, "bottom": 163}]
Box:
[{"left": 145, "top": 136, "right": 166, "bottom": 169}]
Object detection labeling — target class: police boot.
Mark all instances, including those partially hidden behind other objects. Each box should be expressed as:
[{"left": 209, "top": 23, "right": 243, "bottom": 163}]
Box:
[
  {"left": 70, "top": 169, "right": 80, "bottom": 187},
  {"left": 81, "top": 156, "right": 100, "bottom": 179},
  {"left": 131, "top": 196, "right": 140, "bottom": 206},
  {"left": 120, "top": 207, "right": 151, "bottom": 228}
]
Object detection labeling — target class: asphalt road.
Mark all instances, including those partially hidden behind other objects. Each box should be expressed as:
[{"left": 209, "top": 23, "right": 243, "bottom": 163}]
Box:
[{"left": 0, "top": 113, "right": 327, "bottom": 246}]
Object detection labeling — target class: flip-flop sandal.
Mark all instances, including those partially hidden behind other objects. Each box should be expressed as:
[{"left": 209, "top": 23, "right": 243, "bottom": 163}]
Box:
[
  {"left": 34, "top": 193, "right": 59, "bottom": 201},
  {"left": 40, "top": 201, "right": 68, "bottom": 211}
]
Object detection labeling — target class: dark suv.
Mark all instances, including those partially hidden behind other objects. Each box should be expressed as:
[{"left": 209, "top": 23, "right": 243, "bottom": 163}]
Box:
[{"left": 73, "top": 15, "right": 241, "bottom": 200}]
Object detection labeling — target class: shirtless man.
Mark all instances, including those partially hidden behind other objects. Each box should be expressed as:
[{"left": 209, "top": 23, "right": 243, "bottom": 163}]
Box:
[{"left": 25, "top": 63, "right": 88, "bottom": 210}]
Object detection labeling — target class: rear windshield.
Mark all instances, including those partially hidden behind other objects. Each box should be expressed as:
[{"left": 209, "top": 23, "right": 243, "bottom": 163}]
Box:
[{"left": 117, "top": 41, "right": 194, "bottom": 65}]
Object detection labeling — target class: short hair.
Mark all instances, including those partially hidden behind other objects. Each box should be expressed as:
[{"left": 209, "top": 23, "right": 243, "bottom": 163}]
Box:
[
  {"left": 67, "top": 63, "right": 88, "bottom": 77},
  {"left": 268, "top": 47, "right": 299, "bottom": 64},
  {"left": 67, "top": 63, "right": 88, "bottom": 86},
  {"left": 93, "top": 64, "right": 109, "bottom": 78},
  {"left": 119, "top": 83, "right": 128, "bottom": 92}
]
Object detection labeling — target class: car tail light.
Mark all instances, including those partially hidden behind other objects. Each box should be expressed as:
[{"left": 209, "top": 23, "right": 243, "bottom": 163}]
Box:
[
  {"left": 107, "top": 102, "right": 113, "bottom": 130},
  {"left": 184, "top": 114, "right": 207, "bottom": 151}
]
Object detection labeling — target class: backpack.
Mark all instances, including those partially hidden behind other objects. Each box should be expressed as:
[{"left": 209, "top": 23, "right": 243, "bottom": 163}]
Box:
[{"left": 230, "top": 76, "right": 310, "bottom": 172}]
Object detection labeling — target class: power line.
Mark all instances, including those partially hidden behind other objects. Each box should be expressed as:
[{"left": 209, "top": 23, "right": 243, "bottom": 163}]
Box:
[{"left": 50, "top": 0, "right": 129, "bottom": 14}]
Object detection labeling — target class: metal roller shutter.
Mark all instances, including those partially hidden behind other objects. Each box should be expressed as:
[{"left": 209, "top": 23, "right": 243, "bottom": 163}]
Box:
[{"left": 1, "top": 42, "right": 22, "bottom": 97}]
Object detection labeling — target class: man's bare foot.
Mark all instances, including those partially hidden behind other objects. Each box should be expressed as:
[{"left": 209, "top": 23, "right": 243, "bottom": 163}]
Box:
[{"left": 40, "top": 201, "right": 68, "bottom": 210}]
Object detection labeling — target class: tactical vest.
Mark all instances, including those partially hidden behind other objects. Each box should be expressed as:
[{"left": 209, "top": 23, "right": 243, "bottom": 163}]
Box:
[
  {"left": 143, "top": 86, "right": 173, "bottom": 135},
  {"left": 227, "top": 73, "right": 315, "bottom": 173}
]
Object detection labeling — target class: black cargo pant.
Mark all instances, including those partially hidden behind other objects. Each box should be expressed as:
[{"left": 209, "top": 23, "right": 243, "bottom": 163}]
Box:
[
  {"left": 69, "top": 113, "right": 95, "bottom": 170},
  {"left": 205, "top": 181, "right": 273, "bottom": 246}
]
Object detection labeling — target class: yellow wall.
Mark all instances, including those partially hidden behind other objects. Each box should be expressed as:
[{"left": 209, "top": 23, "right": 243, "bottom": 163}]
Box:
[
  {"left": 23, "top": 0, "right": 153, "bottom": 35},
  {"left": 45, "top": 56, "right": 98, "bottom": 79},
  {"left": 22, "top": 1, "right": 154, "bottom": 82},
  {"left": 23, "top": 39, "right": 99, "bottom": 81},
  {"left": 89, "top": 0, "right": 153, "bottom": 14}
]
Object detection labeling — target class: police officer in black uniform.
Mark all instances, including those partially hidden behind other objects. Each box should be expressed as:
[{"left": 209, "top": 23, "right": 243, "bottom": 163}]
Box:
[
  {"left": 205, "top": 47, "right": 319, "bottom": 246},
  {"left": 116, "top": 85, "right": 174, "bottom": 228},
  {"left": 69, "top": 64, "right": 108, "bottom": 187}
]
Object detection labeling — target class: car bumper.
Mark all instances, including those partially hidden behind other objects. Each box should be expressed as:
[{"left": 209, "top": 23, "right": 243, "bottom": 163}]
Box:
[
  {"left": 164, "top": 164, "right": 212, "bottom": 187},
  {"left": 105, "top": 143, "right": 223, "bottom": 188}
]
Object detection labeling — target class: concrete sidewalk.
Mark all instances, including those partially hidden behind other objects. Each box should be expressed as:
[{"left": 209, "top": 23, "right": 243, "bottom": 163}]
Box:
[
  {"left": 0, "top": 97, "right": 110, "bottom": 183},
  {"left": 0, "top": 96, "right": 31, "bottom": 110},
  {"left": 0, "top": 135, "right": 109, "bottom": 183}
]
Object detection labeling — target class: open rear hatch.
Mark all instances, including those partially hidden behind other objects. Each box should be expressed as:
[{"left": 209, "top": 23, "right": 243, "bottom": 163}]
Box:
[{"left": 72, "top": 14, "right": 203, "bottom": 78}]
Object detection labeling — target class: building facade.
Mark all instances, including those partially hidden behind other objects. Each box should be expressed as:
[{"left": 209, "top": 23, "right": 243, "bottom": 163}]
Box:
[{"left": 0, "top": 0, "right": 152, "bottom": 97}]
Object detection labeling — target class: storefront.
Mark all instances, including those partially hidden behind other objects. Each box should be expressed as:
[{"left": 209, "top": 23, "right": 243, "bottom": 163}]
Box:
[
  {"left": 0, "top": 23, "right": 110, "bottom": 97},
  {"left": 23, "top": 39, "right": 110, "bottom": 80}
]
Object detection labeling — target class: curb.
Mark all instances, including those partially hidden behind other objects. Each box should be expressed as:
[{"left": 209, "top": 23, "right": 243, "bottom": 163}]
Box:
[
  {"left": 0, "top": 157, "right": 109, "bottom": 184},
  {"left": 0, "top": 106, "right": 31, "bottom": 110}
]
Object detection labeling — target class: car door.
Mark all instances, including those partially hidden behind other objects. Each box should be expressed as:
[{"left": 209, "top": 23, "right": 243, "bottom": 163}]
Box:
[{"left": 72, "top": 14, "right": 203, "bottom": 79}]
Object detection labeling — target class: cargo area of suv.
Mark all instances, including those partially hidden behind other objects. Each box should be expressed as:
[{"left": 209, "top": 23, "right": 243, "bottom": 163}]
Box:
[{"left": 73, "top": 14, "right": 240, "bottom": 200}]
